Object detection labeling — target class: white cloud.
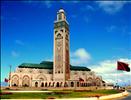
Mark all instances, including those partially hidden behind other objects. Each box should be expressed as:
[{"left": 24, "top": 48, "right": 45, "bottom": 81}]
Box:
[
  {"left": 11, "top": 51, "right": 19, "bottom": 57},
  {"left": 96, "top": 1, "right": 127, "bottom": 14},
  {"left": 90, "top": 58, "right": 131, "bottom": 85},
  {"left": 74, "top": 48, "right": 91, "bottom": 60},
  {"left": 71, "top": 48, "right": 91, "bottom": 65},
  {"left": 15, "top": 40, "right": 24, "bottom": 46}
]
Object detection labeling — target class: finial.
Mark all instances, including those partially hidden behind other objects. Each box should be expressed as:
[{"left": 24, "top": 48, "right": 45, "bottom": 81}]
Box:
[{"left": 59, "top": 8, "right": 65, "bottom": 13}]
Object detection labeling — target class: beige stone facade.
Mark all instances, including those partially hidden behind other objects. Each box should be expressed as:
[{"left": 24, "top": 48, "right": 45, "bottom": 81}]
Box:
[
  {"left": 9, "top": 9, "right": 103, "bottom": 88},
  {"left": 9, "top": 67, "right": 102, "bottom": 87}
]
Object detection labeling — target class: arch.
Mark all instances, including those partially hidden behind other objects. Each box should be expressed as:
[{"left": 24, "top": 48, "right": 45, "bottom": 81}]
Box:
[
  {"left": 49, "top": 82, "right": 51, "bottom": 87},
  {"left": 77, "top": 82, "right": 79, "bottom": 87},
  {"left": 86, "top": 77, "right": 93, "bottom": 86},
  {"left": 45, "top": 82, "right": 47, "bottom": 87},
  {"left": 11, "top": 75, "right": 19, "bottom": 87},
  {"left": 86, "top": 77, "right": 93, "bottom": 82},
  {"left": 64, "top": 82, "right": 68, "bottom": 87},
  {"left": 57, "top": 33, "right": 62, "bottom": 39},
  {"left": 22, "top": 75, "right": 30, "bottom": 87},
  {"left": 35, "top": 82, "right": 38, "bottom": 87},
  {"left": 71, "top": 82, "right": 74, "bottom": 87},
  {"left": 56, "top": 82, "right": 59, "bottom": 87},
  {"left": 60, "top": 29, "right": 63, "bottom": 32},
  {"left": 81, "top": 83, "right": 84, "bottom": 87},
  {"left": 36, "top": 74, "right": 47, "bottom": 81},
  {"left": 95, "top": 78, "right": 101, "bottom": 86},
  {"left": 41, "top": 82, "right": 44, "bottom": 87}
]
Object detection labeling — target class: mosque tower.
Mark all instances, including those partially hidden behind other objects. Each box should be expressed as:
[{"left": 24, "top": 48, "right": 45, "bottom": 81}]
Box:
[{"left": 53, "top": 9, "right": 70, "bottom": 82}]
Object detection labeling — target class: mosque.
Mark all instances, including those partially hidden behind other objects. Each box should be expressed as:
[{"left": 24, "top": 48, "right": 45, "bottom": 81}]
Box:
[{"left": 9, "top": 9, "right": 103, "bottom": 88}]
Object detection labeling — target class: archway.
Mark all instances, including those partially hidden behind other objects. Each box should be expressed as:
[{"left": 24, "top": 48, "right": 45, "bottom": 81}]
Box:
[
  {"left": 64, "top": 82, "right": 68, "bottom": 87},
  {"left": 95, "top": 78, "right": 101, "bottom": 86},
  {"left": 22, "top": 75, "right": 30, "bottom": 87},
  {"left": 49, "top": 82, "right": 51, "bottom": 87},
  {"left": 56, "top": 82, "right": 59, "bottom": 87},
  {"left": 77, "top": 82, "right": 79, "bottom": 87},
  {"left": 41, "top": 82, "right": 44, "bottom": 87},
  {"left": 45, "top": 82, "right": 47, "bottom": 87},
  {"left": 86, "top": 77, "right": 93, "bottom": 86},
  {"left": 35, "top": 82, "right": 38, "bottom": 87},
  {"left": 11, "top": 75, "right": 19, "bottom": 87},
  {"left": 71, "top": 82, "right": 74, "bottom": 87}
]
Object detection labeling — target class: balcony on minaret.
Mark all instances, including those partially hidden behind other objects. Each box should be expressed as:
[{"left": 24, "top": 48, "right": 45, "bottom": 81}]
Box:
[{"left": 57, "top": 8, "right": 66, "bottom": 21}]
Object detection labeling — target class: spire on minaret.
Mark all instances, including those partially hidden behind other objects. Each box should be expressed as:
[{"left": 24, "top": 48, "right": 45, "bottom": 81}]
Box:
[{"left": 57, "top": 8, "right": 66, "bottom": 21}]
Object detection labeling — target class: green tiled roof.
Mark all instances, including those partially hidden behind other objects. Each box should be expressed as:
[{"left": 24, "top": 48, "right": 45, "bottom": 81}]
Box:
[
  {"left": 40, "top": 61, "right": 53, "bottom": 65},
  {"left": 70, "top": 65, "right": 90, "bottom": 71},
  {"left": 19, "top": 63, "right": 52, "bottom": 69},
  {"left": 18, "top": 61, "right": 90, "bottom": 71}
]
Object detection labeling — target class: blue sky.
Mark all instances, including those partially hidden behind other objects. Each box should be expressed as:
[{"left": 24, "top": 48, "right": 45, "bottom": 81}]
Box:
[{"left": 1, "top": 1, "right": 131, "bottom": 85}]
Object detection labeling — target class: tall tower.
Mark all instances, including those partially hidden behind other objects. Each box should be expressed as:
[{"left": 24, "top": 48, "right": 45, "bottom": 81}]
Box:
[{"left": 53, "top": 9, "right": 70, "bottom": 82}]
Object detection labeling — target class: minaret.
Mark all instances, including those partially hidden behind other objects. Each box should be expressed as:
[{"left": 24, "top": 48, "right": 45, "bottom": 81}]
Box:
[{"left": 53, "top": 9, "right": 70, "bottom": 82}]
